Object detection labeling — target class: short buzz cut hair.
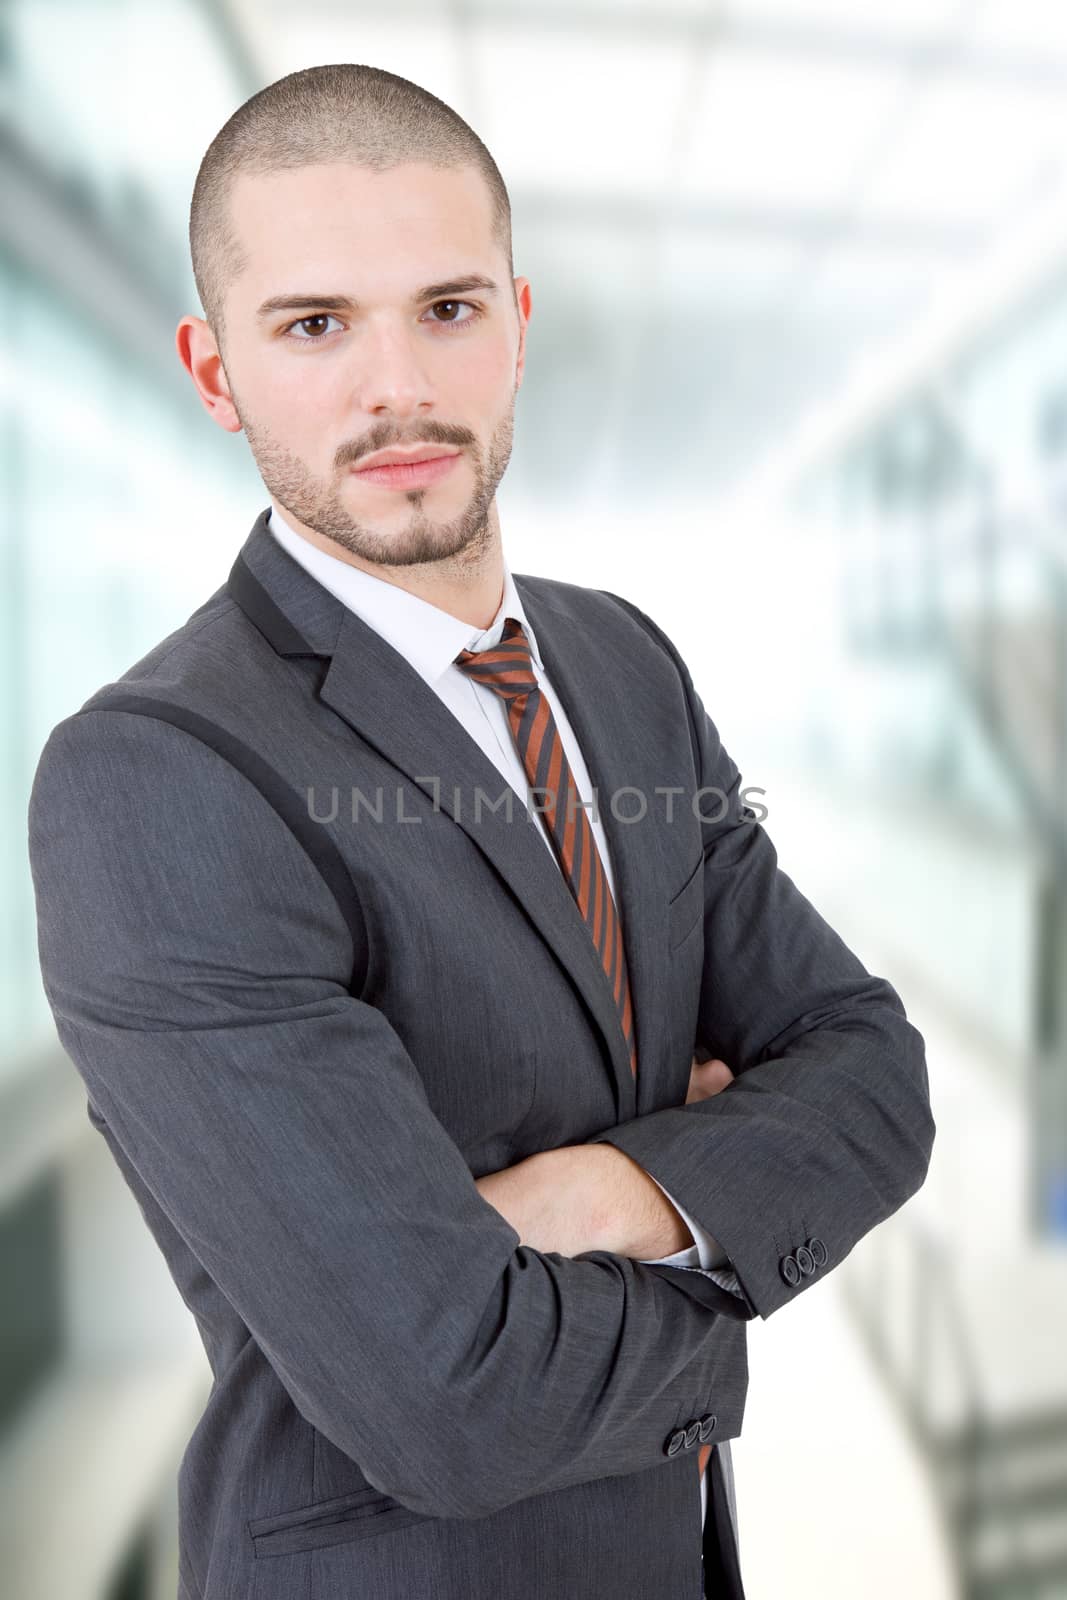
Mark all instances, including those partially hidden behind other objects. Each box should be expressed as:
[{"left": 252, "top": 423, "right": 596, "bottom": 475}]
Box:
[{"left": 189, "top": 62, "right": 514, "bottom": 353}]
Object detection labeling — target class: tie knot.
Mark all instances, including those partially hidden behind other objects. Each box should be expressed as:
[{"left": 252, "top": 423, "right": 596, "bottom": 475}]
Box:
[{"left": 454, "top": 616, "right": 539, "bottom": 700}]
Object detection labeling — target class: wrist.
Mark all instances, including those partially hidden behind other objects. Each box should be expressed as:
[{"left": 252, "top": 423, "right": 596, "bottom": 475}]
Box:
[{"left": 581, "top": 1143, "right": 694, "bottom": 1258}]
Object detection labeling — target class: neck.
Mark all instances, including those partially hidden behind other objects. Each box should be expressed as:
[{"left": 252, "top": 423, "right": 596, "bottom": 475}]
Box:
[{"left": 272, "top": 499, "right": 507, "bottom": 629}]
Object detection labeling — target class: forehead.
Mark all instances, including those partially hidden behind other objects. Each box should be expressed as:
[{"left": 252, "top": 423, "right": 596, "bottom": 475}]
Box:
[{"left": 228, "top": 161, "right": 497, "bottom": 288}]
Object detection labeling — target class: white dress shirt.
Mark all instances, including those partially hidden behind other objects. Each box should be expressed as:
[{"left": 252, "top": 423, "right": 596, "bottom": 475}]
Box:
[{"left": 268, "top": 506, "right": 740, "bottom": 1535}]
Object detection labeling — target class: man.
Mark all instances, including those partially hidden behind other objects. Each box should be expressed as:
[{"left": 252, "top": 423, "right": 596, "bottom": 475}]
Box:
[{"left": 26, "top": 63, "right": 935, "bottom": 1600}]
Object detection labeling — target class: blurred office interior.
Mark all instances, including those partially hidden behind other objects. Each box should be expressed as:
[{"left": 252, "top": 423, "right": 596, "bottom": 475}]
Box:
[{"left": 2, "top": 1, "right": 1066, "bottom": 1596}]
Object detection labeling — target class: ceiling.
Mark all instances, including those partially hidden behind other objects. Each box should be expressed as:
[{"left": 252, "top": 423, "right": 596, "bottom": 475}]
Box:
[{"left": 233, "top": 0, "right": 1067, "bottom": 508}]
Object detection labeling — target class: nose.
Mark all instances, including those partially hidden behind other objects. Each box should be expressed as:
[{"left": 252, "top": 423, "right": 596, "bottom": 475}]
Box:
[{"left": 355, "top": 316, "right": 436, "bottom": 418}]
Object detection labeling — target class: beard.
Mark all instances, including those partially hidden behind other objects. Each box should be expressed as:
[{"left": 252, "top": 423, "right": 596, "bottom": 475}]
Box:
[{"left": 232, "top": 388, "right": 516, "bottom": 571}]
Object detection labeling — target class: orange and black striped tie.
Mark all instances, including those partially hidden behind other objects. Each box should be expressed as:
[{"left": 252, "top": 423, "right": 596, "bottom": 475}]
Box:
[{"left": 454, "top": 616, "right": 637, "bottom": 1080}]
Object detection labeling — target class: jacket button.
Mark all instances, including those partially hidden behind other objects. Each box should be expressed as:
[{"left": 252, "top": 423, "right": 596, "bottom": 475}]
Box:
[
  {"left": 684, "top": 1421, "right": 702, "bottom": 1448},
  {"left": 795, "top": 1244, "right": 815, "bottom": 1275},
  {"left": 665, "top": 1428, "right": 687, "bottom": 1457},
  {"left": 698, "top": 1414, "right": 717, "bottom": 1441},
  {"left": 780, "top": 1253, "right": 801, "bottom": 1286},
  {"left": 808, "top": 1236, "right": 828, "bottom": 1266}
]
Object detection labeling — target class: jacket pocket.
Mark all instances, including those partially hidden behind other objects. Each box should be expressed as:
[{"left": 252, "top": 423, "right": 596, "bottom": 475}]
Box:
[
  {"left": 667, "top": 852, "right": 704, "bottom": 949},
  {"left": 248, "top": 1485, "right": 429, "bottom": 1558}
]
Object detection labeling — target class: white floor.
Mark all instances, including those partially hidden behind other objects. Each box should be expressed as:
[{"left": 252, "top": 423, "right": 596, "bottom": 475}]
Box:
[
  {"left": 730, "top": 1266, "right": 958, "bottom": 1600},
  {"left": 726, "top": 952, "right": 975, "bottom": 1600},
  {"left": 723, "top": 775, "right": 1067, "bottom": 1599}
]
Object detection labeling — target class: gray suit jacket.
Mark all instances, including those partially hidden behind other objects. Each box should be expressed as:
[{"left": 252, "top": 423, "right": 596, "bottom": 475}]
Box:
[{"left": 27, "top": 508, "right": 935, "bottom": 1600}]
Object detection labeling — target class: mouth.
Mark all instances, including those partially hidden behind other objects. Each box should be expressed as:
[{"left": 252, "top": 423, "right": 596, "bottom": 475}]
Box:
[{"left": 350, "top": 451, "right": 462, "bottom": 490}]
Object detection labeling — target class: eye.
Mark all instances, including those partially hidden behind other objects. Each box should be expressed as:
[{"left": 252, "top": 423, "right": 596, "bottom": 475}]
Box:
[
  {"left": 280, "top": 301, "right": 482, "bottom": 345},
  {"left": 424, "top": 300, "right": 481, "bottom": 331},
  {"left": 281, "top": 314, "right": 342, "bottom": 343}
]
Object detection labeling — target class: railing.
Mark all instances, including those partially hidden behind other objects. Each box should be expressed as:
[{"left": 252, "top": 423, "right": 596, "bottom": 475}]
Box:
[
  {"left": 822, "top": 373, "right": 1067, "bottom": 1599},
  {"left": 929, "top": 494, "right": 1067, "bottom": 879},
  {"left": 841, "top": 379, "right": 1067, "bottom": 877},
  {"left": 844, "top": 1216, "right": 1067, "bottom": 1593}
]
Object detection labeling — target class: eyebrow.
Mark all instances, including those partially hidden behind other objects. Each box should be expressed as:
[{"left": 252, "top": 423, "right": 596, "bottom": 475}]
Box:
[{"left": 255, "top": 275, "right": 501, "bottom": 322}]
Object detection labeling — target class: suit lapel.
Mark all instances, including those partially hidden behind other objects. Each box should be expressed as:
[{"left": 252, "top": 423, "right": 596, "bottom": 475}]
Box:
[{"left": 226, "top": 510, "right": 673, "bottom": 1122}]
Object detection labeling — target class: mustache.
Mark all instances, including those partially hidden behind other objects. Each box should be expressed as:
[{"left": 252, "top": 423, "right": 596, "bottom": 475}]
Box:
[{"left": 341, "top": 426, "right": 476, "bottom": 470}]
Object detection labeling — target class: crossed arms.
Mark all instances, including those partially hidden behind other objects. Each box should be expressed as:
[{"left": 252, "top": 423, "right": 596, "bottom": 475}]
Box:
[
  {"left": 26, "top": 599, "right": 934, "bottom": 1522},
  {"left": 475, "top": 1051, "right": 737, "bottom": 1259}
]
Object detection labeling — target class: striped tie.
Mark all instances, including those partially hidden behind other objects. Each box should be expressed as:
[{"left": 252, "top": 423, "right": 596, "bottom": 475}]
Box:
[{"left": 454, "top": 617, "right": 637, "bottom": 1080}]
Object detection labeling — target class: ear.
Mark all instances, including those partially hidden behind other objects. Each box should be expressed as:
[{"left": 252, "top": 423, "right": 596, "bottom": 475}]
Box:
[
  {"left": 513, "top": 277, "right": 532, "bottom": 388},
  {"left": 175, "top": 315, "right": 243, "bottom": 433}
]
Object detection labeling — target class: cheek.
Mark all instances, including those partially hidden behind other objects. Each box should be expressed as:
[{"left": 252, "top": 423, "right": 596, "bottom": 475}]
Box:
[
  {"left": 252, "top": 356, "right": 324, "bottom": 422},
  {"left": 267, "top": 370, "right": 348, "bottom": 460},
  {"left": 451, "top": 336, "right": 515, "bottom": 402}
]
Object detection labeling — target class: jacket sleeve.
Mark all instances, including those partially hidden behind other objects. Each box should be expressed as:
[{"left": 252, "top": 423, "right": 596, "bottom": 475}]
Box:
[
  {"left": 27, "top": 706, "right": 749, "bottom": 1522},
  {"left": 587, "top": 593, "right": 937, "bottom": 1322}
]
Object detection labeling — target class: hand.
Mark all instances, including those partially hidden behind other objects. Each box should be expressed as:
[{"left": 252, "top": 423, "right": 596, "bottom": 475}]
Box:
[
  {"left": 474, "top": 1052, "right": 736, "bottom": 1257},
  {"left": 685, "top": 1050, "right": 735, "bottom": 1103},
  {"left": 591, "top": 1055, "right": 735, "bottom": 1256},
  {"left": 474, "top": 1146, "right": 607, "bottom": 1256}
]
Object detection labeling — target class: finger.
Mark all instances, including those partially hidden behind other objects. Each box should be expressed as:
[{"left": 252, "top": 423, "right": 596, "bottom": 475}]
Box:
[{"left": 694, "top": 1058, "right": 735, "bottom": 1096}]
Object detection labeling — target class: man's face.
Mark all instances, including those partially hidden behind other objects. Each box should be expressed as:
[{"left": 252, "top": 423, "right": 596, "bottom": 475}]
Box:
[{"left": 208, "top": 160, "right": 530, "bottom": 569}]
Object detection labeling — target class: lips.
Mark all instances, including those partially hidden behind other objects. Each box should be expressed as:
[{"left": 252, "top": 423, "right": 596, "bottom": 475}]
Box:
[
  {"left": 354, "top": 447, "right": 459, "bottom": 471},
  {"left": 351, "top": 451, "right": 462, "bottom": 490}
]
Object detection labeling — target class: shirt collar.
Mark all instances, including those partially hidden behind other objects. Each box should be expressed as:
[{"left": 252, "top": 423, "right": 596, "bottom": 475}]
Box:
[{"left": 266, "top": 505, "right": 544, "bottom": 687}]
